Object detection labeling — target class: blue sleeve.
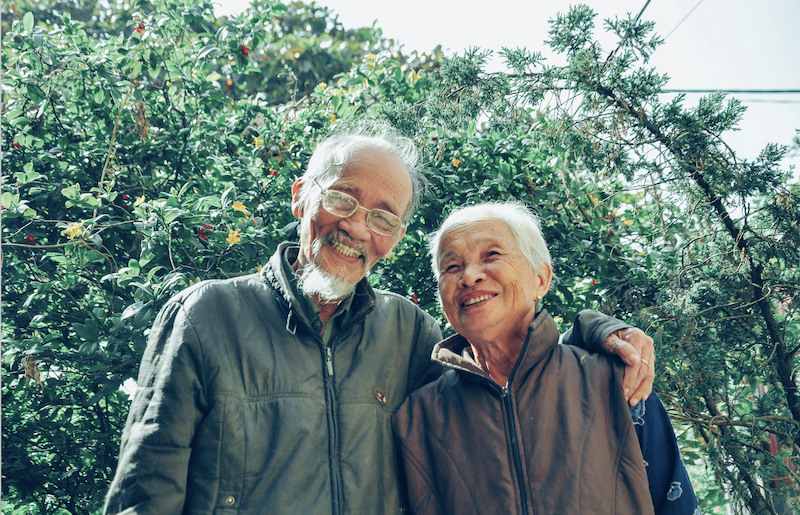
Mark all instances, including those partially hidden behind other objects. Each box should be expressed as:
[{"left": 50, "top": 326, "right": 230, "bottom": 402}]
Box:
[{"left": 630, "top": 393, "right": 701, "bottom": 515}]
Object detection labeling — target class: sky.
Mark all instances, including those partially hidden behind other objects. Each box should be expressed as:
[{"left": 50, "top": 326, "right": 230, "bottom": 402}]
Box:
[{"left": 215, "top": 0, "right": 800, "bottom": 172}]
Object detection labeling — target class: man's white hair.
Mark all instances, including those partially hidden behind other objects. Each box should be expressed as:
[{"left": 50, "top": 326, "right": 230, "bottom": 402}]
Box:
[
  {"left": 296, "top": 120, "right": 422, "bottom": 223},
  {"left": 428, "top": 201, "right": 553, "bottom": 279}
]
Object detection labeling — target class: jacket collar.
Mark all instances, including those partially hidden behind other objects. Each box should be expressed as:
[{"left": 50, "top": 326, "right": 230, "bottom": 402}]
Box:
[
  {"left": 261, "top": 242, "right": 378, "bottom": 335},
  {"left": 432, "top": 309, "right": 561, "bottom": 386}
]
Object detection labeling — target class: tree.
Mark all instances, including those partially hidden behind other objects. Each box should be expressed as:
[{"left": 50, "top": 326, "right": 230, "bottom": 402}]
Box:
[{"left": 3, "top": 1, "right": 798, "bottom": 514}]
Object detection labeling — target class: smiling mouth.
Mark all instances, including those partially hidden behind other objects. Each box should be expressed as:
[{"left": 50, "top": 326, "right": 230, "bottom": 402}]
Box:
[
  {"left": 332, "top": 240, "right": 363, "bottom": 259},
  {"left": 462, "top": 294, "right": 495, "bottom": 307}
]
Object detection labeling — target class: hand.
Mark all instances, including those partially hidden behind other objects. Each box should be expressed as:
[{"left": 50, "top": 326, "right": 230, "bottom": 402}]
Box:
[{"left": 604, "top": 327, "right": 655, "bottom": 406}]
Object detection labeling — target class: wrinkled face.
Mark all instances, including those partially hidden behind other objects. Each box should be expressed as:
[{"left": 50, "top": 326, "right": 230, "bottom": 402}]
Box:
[
  {"left": 292, "top": 147, "right": 411, "bottom": 287},
  {"left": 437, "top": 220, "right": 551, "bottom": 346}
]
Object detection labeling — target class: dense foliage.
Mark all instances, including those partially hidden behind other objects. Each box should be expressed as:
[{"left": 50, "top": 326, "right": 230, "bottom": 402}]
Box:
[{"left": 2, "top": 1, "right": 798, "bottom": 514}]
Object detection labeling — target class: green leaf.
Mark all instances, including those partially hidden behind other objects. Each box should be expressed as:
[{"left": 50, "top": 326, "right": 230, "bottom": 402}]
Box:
[
  {"left": 121, "top": 301, "right": 144, "bottom": 321},
  {"left": 26, "top": 83, "right": 46, "bottom": 103},
  {"left": 23, "top": 12, "right": 34, "bottom": 33}
]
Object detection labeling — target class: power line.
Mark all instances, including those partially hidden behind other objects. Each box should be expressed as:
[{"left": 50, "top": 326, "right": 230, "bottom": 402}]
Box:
[
  {"left": 634, "top": 0, "right": 653, "bottom": 24},
  {"left": 663, "top": 89, "right": 800, "bottom": 94},
  {"left": 664, "top": 0, "right": 706, "bottom": 40}
]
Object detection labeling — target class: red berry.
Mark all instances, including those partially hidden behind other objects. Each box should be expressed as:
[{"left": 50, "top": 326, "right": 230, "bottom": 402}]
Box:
[
  {"left": 269, "top": 170, "right": 278, "bottom": 176},
  {"left": 134, "top": 21, "right": 144, "bottom": 34},
  {"left": 240, "top": 45, "right": 249, "bottom": 56},
  {"left": 590, "top": 279, "right": 595, "bottom": 285},
  {"left": 13, "top": 142, "right": 20, "bottom": 149},
  {"left": 431, "top": 136, "right": 438, "bottom": 141},
  {"left": 122, "top": 194, "right": 131, "bottom": 201},
  {"left": 203, "top": 225, "right": 213, "bottom": 230},
  {"left": 25, "top": 235, "right": 35, "bottom": 243},
  {"left": 410, "top": 294, "right": 419, "bottom": 304}
]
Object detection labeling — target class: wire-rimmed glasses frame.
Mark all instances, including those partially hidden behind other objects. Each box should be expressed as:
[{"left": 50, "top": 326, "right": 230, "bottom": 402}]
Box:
[{"left": 308, "top": 177, "right": 406, "bottom": 237}]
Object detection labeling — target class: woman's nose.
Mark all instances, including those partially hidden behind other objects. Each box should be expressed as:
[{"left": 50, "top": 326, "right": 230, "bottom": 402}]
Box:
[{"left": 460, "top": 263, "right": 484, "bottom": 287}]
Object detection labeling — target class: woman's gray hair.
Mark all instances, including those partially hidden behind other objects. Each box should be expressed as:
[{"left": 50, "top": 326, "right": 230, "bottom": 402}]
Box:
[
  {"left": 297, "top": 120, "right": 423, "bottom": 223},
  {"left": 428, "top": 201, "right": 553, "bottom": 279}
]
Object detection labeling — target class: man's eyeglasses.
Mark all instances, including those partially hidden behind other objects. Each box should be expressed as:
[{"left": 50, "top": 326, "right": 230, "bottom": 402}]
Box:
[{"left": 309, "top": 177, "right": 405, "bottom": 237}]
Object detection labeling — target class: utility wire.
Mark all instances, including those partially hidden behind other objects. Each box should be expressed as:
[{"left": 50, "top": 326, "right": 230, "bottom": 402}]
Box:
[
  {"left": 664, "top": 89, "right": 800, "bottom": 94},
  {"left": 664, "top": 0, "right": 706, "bottom": 40},
  {"left": 602, "top": 0, "right": 653, "bottom": 72}
]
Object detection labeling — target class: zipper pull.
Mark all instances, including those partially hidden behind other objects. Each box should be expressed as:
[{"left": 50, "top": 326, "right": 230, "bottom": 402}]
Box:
[
  {"left": 326, "top": 347, "right": 334, "bottom": 376},
  {"left": 501, "top": 385, "right": 510, "bottom": 397}
]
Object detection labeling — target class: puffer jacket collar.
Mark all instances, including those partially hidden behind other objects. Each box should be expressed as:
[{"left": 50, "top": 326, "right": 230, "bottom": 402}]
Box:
[
  {"left": 431, "top": 309, "right": 561, "bottom": 385},
  {"left": 260, "top": 242, "right": 378, "bottom": 338}
]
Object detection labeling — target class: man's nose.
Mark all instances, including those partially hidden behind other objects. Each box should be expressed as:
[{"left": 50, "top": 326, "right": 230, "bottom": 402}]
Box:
[{"left": 338, "top": 206, "right": 371, "bottom": 240}]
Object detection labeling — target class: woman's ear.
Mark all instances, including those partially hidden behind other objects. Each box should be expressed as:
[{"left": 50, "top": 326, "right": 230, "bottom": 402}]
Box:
[{"left": 535, "top": 264, "right": 553, "bottom": 299}]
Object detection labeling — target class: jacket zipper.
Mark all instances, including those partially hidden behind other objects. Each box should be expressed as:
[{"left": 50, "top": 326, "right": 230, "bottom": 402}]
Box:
[
  {"left": 286, "top": 303, "right": 375, "bottom": 515},
  {"left": 502, "top": 386, "right": 529, "bottom": 514},
  {"left": 322, "top": 310, "right": 373, "bottom": 514},
  {"left": 323, "top": 342, "right": 343, "bottom": 515}
]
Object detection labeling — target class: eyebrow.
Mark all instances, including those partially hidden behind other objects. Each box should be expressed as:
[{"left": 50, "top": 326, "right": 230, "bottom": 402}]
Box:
[
  {"left": 439, "top": 239, "right": 506, "bottom": 262},
  {"left": 332, "top": 184, "right": 402, "bottom": 216}
]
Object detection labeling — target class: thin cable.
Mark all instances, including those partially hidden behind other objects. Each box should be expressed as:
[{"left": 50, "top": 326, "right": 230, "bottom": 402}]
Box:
[
  {"left": 664, "top": 0, "right": 706, "bottom": 40},
  {"left": 633, "top": 0, "right": 653, "bottom": 24},
  {"left": 601, "top": 0, "right": 653, "bottom": 72},
  {"left": 664, "top": 89, "right": 800, "bottom": 94}
]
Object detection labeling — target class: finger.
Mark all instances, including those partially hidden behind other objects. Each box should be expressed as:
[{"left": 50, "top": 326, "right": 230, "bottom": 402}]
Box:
[
  {"left": 621, "top": 356, "right": 643, "bottom": 401},
  {"left": 610, "top": 337, "right": 641, "bottom": 367},
  {"left": 628, "top": 348, "right": 655, "bottom": 405}
]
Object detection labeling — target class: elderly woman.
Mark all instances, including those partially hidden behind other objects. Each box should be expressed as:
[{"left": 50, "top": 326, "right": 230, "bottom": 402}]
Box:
[{"left": 392, "top": 202, "right": 698, "bottom": 515}]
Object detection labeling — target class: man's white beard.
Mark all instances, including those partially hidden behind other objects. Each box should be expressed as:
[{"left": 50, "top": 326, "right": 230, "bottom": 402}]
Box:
[
  {"left": 297, "top": 261, "right": 357, "bottom": 302},
  {"left": 297, "top": 234, "right": 364, "bottom": 302}
]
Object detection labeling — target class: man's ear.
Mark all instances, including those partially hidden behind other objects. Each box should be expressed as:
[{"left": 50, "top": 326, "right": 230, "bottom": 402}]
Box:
[
  {"left": 291, "top": 178, "right": 304, "bottom": 217},
  {"left": 380, "top": 226, "right": 407, "bottom": 260}
]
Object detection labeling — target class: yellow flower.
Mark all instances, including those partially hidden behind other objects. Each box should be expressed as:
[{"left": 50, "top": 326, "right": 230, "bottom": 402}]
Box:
[
  {"left": 133, "top": 195, "right": 146, "bottom": 207},
  {"left": 329, "top": 114, "right": 337, "bottom": 122},
  {"left": 318, "top": 82, "right": 327, "bottom": 89},
  {"left": 409, "top": 71, "right": 421, "bottom": 83},
  {"left": 256, "top": 264, "right": 263, "bottom": 273},
  {"left": 253, "top": 135, "right": 263, "bottom": 149},
  {"left": 623, "top": 219, "right": 634, "bottom": 226},
  {"left": 226, "top": 228, "right": 242, "bottom": 244},
  {"left": 232, "top": 201, "right": 252, "bottom": 217},
  {"left": 451, "top": 157, "right": 461, "bottom": 168},
  {"left": 61, "top": 221, "right": 84, "bottom": 240},
  {"left": 366, "top": 54, "right": 377, "bottom": 60},
  {"left": 588, "top": 193, "right": 599, "bottom": 206}
]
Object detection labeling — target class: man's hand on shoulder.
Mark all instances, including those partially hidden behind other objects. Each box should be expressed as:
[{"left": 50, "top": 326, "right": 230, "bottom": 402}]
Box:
[{"left": 604, "top": 328, "right": 655, "bottom": 406}]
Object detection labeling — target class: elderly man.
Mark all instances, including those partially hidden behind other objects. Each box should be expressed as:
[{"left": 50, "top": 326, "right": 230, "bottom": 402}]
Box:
[
  {"left": 393, "top": 202, "right": 698, "bottom": 515},
  {"left": 104, "top": 122, "right": 653, "bottom": 515}
]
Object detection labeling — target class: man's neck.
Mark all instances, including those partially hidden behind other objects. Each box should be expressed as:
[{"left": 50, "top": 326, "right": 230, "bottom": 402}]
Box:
[{"left": 313, "top": 296, "right": 342, "bottom": 324}]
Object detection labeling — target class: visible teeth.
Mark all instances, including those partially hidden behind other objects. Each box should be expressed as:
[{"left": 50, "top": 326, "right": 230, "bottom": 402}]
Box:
[
  {"left": 332, "top": 241, "right": 360, "bottom": 258},
  {"left": 463, "top": 294, "right": 492, "bottom": 306}
]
